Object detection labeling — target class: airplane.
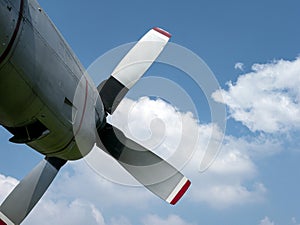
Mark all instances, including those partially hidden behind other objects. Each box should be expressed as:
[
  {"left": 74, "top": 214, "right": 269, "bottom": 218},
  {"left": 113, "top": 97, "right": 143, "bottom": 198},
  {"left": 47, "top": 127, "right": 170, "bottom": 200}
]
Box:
[{"left": 0, "top": 0, "right": 191, "bottom": 224}]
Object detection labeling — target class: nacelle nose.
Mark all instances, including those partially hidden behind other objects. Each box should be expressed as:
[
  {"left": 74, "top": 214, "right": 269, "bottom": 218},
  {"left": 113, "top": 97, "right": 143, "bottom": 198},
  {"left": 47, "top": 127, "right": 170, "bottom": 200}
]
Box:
[{"left": 0, "top": 0, "right": 22, "bottom": 61}]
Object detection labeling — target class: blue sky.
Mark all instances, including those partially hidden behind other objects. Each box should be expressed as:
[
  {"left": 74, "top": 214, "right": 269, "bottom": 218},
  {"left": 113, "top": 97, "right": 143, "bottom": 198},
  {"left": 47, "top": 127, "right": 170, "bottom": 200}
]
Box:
[{"left": 1, "top": 0, "right": 300, "bottom": 225}]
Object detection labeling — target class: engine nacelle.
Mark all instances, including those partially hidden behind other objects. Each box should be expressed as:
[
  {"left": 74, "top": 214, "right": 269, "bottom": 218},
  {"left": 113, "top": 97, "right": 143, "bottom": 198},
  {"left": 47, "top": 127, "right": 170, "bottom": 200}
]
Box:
[{"left": 0, "top": 0, "right": 22, "bottom": 60}]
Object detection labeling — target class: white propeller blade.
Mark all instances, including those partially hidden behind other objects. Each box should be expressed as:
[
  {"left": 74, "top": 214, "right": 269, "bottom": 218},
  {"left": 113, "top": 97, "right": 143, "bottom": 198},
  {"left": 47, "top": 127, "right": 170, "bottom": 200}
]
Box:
[
  {"left": 99, "top": 27, "right": 171, "bottom": 113},
  {"left": 0, "top": 157, "right": 66, "bottom": 225},
  {"left": 97, "top": 123, "right": 191, "bottom": 205}
]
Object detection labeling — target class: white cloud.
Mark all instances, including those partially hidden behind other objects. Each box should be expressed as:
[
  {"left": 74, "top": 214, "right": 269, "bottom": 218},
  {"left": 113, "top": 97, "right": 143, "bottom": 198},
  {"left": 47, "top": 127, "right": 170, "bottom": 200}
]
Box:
[
  {"left": 41, "top": 98, "right": 271, "bottom": 215},
  {"left": 108, "top": 97, "right": 270, "bottom": 208},
  {"left": 0, "top": 96, "right": 276, "bottom": 224},
  {"left": 24, "top": 199, "right": 106, "bottom": 225},
  {"left": 190, "top": 181, "right": 266, "bottom": 209},
  {"left": 234, "top": 62, "right": 244, "bottom": 71},
  {"left": 213, "top": 57, "right": 300, "bottom": 133},
  {"left": 90, "top": 97, "right": 201, "bottom": 187},
  {"left": 0, "top": 174, "right": 18, "bottom": 203},
  {"left": 142, "top": 214, "right": 195, "bottom": 225},
  {"left": 109, "top": 216, "right": 132, "bottom": 225},
  {"left": 259, "top": 216, "right": 275, "bottom": 225},
  {"left": 291, "top": 217, "right": 300, "bottom": 225},
  {"left": 184, "top": 134, "right": 268, "bottom": 208},
  {"left": 110, "top": 97, "right": 199, "bottom": 161},
  {"left": 0, "top": 171, "right": 195, "bottom": 225},
  {"left": 50, "top": 160, "right": 152, "bottom": 208},
  {"left": 0, "top": 173, "right": 106, "bottom": 225}
]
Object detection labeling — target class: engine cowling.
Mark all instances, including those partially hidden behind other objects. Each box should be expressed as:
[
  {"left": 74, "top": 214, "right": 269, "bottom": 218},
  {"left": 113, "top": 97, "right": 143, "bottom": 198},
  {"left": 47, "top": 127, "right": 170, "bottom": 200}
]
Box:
[{"left": 0, "top": 0, "right": 23, "bottom": 63}]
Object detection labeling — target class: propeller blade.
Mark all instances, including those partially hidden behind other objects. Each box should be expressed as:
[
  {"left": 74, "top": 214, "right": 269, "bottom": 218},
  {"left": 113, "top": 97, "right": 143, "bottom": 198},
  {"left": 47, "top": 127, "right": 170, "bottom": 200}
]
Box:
[
  {"left": 99, "top": 27, "right": 171, "bottom": 114},
  {"left": 0, "top": 157, "right": 66, "bottom": 225},
  {"left": 97, "top": 123, "right": 190, "bottom": 205}
]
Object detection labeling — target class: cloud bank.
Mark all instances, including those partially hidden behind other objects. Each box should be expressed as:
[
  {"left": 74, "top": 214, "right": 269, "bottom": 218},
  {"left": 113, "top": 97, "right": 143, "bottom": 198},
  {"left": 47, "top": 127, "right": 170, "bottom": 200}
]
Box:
[
  {"left": 213, "top": 57, "right": 300, "bottom": 133},
  {"left": 0, "top": 94, "right": 273, "bottom": 224}
]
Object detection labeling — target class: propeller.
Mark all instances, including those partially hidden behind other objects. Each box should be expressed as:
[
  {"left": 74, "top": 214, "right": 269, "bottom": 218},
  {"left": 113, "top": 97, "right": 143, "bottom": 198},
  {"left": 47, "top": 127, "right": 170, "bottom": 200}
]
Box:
[
  {"left": 96, "top": 27, "right": 191, "bottom": 204},
  {"left": 0, "top": 27, "right": 191, "bottom": 225}
]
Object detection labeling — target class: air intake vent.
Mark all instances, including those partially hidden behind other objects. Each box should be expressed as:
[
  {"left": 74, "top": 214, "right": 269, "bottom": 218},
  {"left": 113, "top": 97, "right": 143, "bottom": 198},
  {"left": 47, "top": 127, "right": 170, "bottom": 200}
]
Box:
[{"left": 5, "top": 120, "right": 50, "bottom": 144}]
